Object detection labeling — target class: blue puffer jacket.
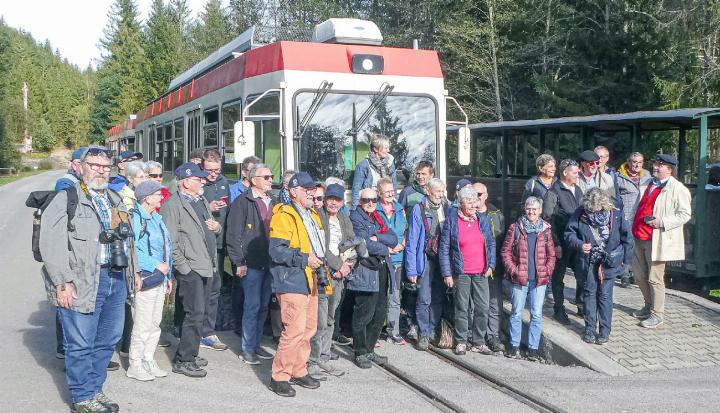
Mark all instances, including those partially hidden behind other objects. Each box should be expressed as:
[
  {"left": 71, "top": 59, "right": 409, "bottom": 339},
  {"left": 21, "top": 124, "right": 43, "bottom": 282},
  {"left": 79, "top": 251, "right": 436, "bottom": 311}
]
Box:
[
  {"left": 376, "top": 200, "right": 407, "bottom": 266},
  {"left": 564, "top": 207, "right": 634, "bottom": 280},
  {"left": 351, "top": 156, "right": 397, "bottom": 208},
  {"left": 439, "top": 207, "right": 496, "bottom": 277},
  {"left": 405, "top": 198, "right": 450, "bottom": 278},
  {"left": 348, "top": 207, "right": 398, "bottom": 293}
]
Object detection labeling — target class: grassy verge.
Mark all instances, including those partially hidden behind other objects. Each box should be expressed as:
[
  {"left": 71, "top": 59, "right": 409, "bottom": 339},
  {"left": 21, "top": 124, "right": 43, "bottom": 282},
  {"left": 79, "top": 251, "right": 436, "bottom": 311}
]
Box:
[{"left": 0, "top": 169, "right": 47, "bottom": 187}]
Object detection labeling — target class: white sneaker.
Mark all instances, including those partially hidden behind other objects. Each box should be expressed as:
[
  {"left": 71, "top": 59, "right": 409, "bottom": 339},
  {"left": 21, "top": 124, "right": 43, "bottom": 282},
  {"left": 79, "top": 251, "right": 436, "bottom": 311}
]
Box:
[
  {"left": 143, "top": 359, "right": 168, "bottom": 378},
  {"left": 126, "top": 361, "right": 155, "bottom": 381}
]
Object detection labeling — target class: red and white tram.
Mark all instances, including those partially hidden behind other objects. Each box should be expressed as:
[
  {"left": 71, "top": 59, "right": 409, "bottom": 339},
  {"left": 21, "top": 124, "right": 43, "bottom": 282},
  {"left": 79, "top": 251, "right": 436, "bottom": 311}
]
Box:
[{"left": 109, "top": 18, "right": 470, "bottom": 186}]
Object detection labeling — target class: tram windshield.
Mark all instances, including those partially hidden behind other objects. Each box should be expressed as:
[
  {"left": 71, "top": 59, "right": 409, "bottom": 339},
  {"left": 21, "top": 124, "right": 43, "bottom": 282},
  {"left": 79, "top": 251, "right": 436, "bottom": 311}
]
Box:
[{"left": 295, "top": 92, "right": 438, "bottom": 186}]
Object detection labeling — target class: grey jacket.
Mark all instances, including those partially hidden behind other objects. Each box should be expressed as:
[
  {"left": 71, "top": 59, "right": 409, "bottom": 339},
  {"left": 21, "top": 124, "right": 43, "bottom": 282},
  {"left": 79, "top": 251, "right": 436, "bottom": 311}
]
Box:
[
  {"left": 317, "top": 208, "right": 356, "bottom": 273},
  {"left": 616, "top": 165, "right": 652, "bottom": 222},
  {"left": 160, "top": 191, "right": 220, "bottom": 277},
  {"left": 40, "top": 184, "right": 138, "bottom": 313}
]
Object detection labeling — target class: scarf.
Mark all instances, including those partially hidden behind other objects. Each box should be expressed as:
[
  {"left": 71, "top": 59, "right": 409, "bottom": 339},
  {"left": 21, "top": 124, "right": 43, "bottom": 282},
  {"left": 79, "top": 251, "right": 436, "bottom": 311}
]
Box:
[
  {"left": 426, "top": 199, "right": 443, "bottom": 236},
  {"left": 279, "top": 187, "right": 291, "bottom": 204},
  {"left": 371, "top": 210, "right": 388, "bottom": 234},
  {"left": 521, "top": 216, "right": 544, "bottom": 234},
  {"left": 296, "top": 204, "right": 325, "bottom": 258},
  {"left": 457, "top": 208, "right": 477, "bottom": 222},
  {"left": 586, "top": 210, "right": 611, "bottom": 241},
  {"left": 367, "top": 153, "right": 391, "bottom": 178}
]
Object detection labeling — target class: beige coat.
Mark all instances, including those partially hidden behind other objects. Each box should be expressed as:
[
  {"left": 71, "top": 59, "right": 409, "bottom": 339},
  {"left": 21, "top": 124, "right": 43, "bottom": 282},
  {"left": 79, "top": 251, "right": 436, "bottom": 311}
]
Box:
[{"left": 651, "top": 176, "right": 691, "bottom": 262}]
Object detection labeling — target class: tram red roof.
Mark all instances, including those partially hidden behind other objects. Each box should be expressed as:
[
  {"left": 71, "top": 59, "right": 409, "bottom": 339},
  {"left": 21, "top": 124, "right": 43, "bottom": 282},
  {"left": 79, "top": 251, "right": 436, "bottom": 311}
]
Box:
[
  {"left": 132, "top": 41, "right": 443, "bottom": 124},
  {"left": 108, "top": 118, "right": 136, "bottom": 138}
]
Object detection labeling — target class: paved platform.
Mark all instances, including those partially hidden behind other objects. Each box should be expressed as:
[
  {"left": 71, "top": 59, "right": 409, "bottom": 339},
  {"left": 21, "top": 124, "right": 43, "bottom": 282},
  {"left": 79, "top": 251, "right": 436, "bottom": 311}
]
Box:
[{"left": 509, "top": 273, "right": 720, "bottom": 375}]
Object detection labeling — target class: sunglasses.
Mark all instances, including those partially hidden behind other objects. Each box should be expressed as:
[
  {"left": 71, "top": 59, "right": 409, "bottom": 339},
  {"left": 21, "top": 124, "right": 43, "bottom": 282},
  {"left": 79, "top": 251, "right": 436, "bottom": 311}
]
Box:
[
  {"left": 83, "top": 147, "right": 114, "bottom": 160},
  {"left": 255, "top": 175, "right": 274, "bottom": 181},
  {"left": 584, "top": 160, "right": 600, "bottom": 166},
  {"left": 360, "top": 197, "right": 378, "bottom": 204},
  {"left": 148, "top": 173, "right": 163, "bottom": 178}
]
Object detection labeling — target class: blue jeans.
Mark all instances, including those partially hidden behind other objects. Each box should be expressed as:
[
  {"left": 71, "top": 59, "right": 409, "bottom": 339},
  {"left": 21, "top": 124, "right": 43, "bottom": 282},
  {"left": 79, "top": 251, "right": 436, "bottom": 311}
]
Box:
[
  {"left": 509, "top": 280, "right": 546, "bottom": 350},
  {"left": 415, "top": 259, "right": 443, "bottom": 338},
  {"left": 583, "top": 267, "right": 615, "bottom": 339},
  {"left": 58, "top": 269, "right": 127, "bottom": 403},
  {"left": 241, "top": 268, "right": 272, "bottom": 353}
]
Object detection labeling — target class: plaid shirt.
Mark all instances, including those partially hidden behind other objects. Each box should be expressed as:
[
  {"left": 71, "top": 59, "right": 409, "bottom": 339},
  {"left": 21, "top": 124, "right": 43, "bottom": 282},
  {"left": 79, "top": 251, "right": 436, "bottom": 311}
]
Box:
[{"left": 89, "top": 189, "right": 113, "bottom": 264}]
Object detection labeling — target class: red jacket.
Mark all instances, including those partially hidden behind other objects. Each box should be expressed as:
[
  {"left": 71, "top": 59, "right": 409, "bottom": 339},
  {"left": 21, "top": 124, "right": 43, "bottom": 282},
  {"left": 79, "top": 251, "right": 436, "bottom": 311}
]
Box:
[{"left": 501, "top": 219, "right": 556, "bottom": 287}]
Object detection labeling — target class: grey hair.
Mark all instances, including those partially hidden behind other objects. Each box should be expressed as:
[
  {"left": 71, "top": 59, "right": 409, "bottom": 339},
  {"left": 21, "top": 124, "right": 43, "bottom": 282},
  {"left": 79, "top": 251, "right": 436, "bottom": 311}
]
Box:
[
  {"left": 324, "top": 176, "right": 345, "bottom": 188},
  {"left": 376, "top": 177, "right": 394, "bottom": 191},
  {"left": 248, "top": 163, "right": 270, "bottom": 179},
  {"left": 427, "top": 177, "right": 446, "bottom": 191},
  {"left": 582, "top": 187, "right": 614, "bottom": 212},
  {"left": 370, "top": 133, "right": 390, "bottom": 151},
  {"left": 360, "top": 187, "right": 377, "bottom": 198},
  {"left": 594, "top": 145, "right": 609, "bottom": 153},
  {"left": 558, "top": 159, "right": 578, "bottom": 174},
  {"left": 242, "top": 155, "right": 262, "bottom": 171},
  {"left": 125, "top": 160, "right": 147, "bottom": 178},
  {"left": 536, "top": 154, "right": 556, "bottom": 171},
  {"left": 525, "top": 196, "right": 543, "bottom": 210},
  {"left": 144, "top": 160, "right": 162, "bottom": 171},
  {"left": 457, "top": 186, "right": 477, "bottom": 204},
  {"left": 282, "top": 169, "right": 297, "bottom": 185},
  {"left": 627, "top": 151, "right": 644, "bottom": 163}
]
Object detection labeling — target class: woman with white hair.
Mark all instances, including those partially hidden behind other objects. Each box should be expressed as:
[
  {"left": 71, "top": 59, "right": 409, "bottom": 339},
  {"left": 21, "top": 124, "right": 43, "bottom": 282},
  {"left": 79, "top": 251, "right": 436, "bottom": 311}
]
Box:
[
  {"left": 145, "top": 161, "right": 170, "bottom": 209},
  {"left": 438, "top": 186, "right": 496, "bottom": 356},
  {"left": 351, "top": 134, "right": 398, "bottom": 208},
  {"left": 118, "top": 160, "right": 148, "bottom": 210},
  {"left": 501, "top": 196, "right": 556, "bottom": 360},
  {"left": 565, "top": 188, "right": 633, "bottom": 345}
]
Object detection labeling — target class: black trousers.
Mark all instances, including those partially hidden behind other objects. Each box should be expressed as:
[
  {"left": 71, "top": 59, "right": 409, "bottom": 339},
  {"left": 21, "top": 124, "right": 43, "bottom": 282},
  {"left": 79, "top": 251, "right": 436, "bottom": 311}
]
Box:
[
  {"left": 119, "top": 302, "right": 133, "bottom": 353},
  {"left": 351, "top": 265, "right": 389, "bottom": 357},
  {"left": 552, "top": 247, "right": 583, "bottom": 313},
  {"left": 175, "top": 272, "right": 213, "bottom": 362}
]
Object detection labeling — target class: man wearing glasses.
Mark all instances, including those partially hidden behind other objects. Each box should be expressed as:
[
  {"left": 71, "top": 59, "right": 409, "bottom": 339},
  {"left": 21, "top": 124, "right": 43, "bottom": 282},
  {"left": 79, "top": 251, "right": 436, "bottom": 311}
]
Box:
[
  {"left": 542, "top": 159, "right": 584, "bottom": 324},
  {"left": 197, "top": 149, "right": 230, "bottom": 351},
  {"left": 41, "top": 146, "right": 137, "bottom": 413},
  {"left": 108, "top": 150, "right": 143, "bottom": 193},
  {"left": 226, "top": 163, "right": 276, "bottom": 365},
  {"left": 160, "top": 162, "right": 221, "bottom": 378},
  {"left": 577, "top": 150, "right": 615, "bottom": 198}
]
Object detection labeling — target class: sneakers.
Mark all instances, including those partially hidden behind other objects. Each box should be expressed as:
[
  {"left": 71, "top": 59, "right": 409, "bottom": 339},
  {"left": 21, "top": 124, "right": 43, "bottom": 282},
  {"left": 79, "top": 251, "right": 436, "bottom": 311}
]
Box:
[
  {"left": 333, "top": 335, "right": 352, "bottom": 346},
  {"left": 632, "top": 306, "right": 652, "bottom": 320},
  {"left": 318, "top": 361, "right": 345, "bottom": 377},
  {"left": 269, "top": 378, "right": 296, "bottom": 397},
  {"left": 289, "top": 374, "right": 321, "bottom": 389},
  {"left": 117, "top": 350, "right": 129, "bottom": 358},
  {"left": 126, "top": 361, "right": 155, "bottom": 381},
  {"left": 255, "top": 347, "right": 274, "bottom": 360},
  {"left": 454, "top": 343, "right": 467, "bottom": 355},
  {"left": 56, "top": 352, "right": 65, "bottom": 360},
  {"left": 94, "top": 393, "right": 119, "bottom": 413},
  {"left": 72, "top": 398, "right": 112, "bottom": 413},
  {"left": 470, "top": 344, "right": 493, "bottom": 355},
  {"left": 640, "top": 314, "right": 664, "bottom": 329},
  {"left": 329, "top": 352, "right": 340, "bottom": 361},
  {"left": 194, "top": 356, "right": 208, "bottom": 367},
  {"left": 200, "top": 335, "right": 228, "bottom": 351},
  {"left": 487, "top": 336, "right": 505, "bottom": 353},
  {"left": 355, "top": 354, "right": 372, "bottom": 369},
  {"left": 526, "top": 349, "right": 540, "bottom": 362},
  {"left": 106, "top": 361, "right": 120, "bottom": 371},
  {"left": 619, "top": 275, "right": 631, "bottom": 288},
  {"left": 505, "top": 347, "right": 520, "bottom": 359},
  {"left": 416, "top": 336, "right": 429, "bottom": 351},
  {"left": 367, "top": 352, "right": 388, "bottom": 366},
  {"left": 582, "top": 331, "right": 596, "bottom": 343},
  {"left": 239, "top": 351, "right": 261, "bottom": 365},
  {"left": 595, "top": 336, "right": 609, "bottom": 345},
  {"left": 307, "top": 363, "right": 329, "bottom": 381},
  {"left": 172, "top": 359, "right": 207, "bottom": 378},
  {"left": 144, "top": 360, "right": 168, "bottom": 378},
  {"left": 157, "top": 337, "right": 171, "bottom": 348},
  {"left": 390, "top": 335, "right": 407, "bottom": 345},
  {"left": 553, "top": 310, "right": 571, "bottom": 325},
  {"left": 406, "top": 325, "right": 419, "bottom": 341}
]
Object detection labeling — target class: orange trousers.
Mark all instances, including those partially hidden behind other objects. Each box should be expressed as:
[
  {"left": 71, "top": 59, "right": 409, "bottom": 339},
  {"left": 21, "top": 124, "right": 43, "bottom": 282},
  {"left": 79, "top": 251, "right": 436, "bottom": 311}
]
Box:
[{"left": 271, "top": 292, "right": 318, "bottom": 381}]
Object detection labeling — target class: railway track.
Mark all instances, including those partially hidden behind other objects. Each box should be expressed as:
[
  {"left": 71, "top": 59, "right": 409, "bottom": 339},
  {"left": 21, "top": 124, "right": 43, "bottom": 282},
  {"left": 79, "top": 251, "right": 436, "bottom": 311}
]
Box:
[{"left": 335, "top": 344, "right": 567, "bottom": 413}]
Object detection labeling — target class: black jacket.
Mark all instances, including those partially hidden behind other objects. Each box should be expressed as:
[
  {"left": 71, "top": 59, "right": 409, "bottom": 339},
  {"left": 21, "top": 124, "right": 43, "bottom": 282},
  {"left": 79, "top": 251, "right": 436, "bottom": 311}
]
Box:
[
  {"left": 202, "top": 174, "right": 230, "bottom": 248},
  {"left": 542, "top": 181, "right": 583, "bottom": 246},
  {"left": 226, "top": 189, "right": 275, "bottom": 270}
]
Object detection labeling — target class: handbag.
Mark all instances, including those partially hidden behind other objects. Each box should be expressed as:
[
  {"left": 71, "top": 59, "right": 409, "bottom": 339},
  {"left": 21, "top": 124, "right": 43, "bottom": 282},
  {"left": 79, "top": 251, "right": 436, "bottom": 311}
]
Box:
[{"left": 138, "top": 215, "right": 169, "bottom": 291}]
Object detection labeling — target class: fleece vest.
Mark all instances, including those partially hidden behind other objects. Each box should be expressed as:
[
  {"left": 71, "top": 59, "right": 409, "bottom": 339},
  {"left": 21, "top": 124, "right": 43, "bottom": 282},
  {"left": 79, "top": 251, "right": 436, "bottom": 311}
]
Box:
[{"left": 632, "top": 183, "right": 663, "bottom": 241}]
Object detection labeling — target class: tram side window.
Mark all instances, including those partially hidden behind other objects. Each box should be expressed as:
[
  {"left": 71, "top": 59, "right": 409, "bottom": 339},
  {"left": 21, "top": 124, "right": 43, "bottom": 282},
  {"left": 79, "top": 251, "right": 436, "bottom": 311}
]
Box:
[
  {"left": 174, "top": 118, "right": 184, "bottom": 171},
  {"left": 135, "top": 130, "right": 143, "bottom": 155},
  {"left": 187, "top": 109, "right": 201, "bottom": 151},
  {"left": 247, "top": 93, "right": 281, "bottom": 184},
  {"left": 204, "top": 108, "right": 219, "bottom": 148},
  {"left": 472, "top": 136, "right": 499, "bottom": 177}
]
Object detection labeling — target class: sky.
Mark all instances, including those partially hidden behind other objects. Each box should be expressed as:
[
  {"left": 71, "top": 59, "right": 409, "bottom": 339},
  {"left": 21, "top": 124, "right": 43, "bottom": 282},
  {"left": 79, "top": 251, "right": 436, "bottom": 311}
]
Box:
[{"left": 0, "top": 0, "right": 211, "bottom": 69}]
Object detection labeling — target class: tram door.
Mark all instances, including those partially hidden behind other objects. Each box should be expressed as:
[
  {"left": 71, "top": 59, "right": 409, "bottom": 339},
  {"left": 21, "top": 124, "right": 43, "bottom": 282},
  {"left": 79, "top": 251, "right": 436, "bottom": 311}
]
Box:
[{"left": 246, "top": 93, "right": 281, "bottom": 185}]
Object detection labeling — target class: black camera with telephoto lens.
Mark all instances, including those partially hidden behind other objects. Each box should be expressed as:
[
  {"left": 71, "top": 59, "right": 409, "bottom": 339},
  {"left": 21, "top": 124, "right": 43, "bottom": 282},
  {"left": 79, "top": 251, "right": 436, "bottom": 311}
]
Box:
[{"left": 99, "top": 221, "right": 133, "bottom": 270}]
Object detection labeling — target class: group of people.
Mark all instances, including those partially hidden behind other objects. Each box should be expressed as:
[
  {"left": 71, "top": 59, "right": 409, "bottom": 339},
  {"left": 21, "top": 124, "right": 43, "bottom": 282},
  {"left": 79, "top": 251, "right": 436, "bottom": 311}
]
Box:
[{"left": 40, "top": 133, "right": 692, "bottom": 412}]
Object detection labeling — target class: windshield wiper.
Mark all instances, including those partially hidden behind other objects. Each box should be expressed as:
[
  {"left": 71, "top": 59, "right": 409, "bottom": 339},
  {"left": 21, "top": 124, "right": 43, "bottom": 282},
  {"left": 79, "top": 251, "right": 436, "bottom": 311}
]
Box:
[
  {"left": 295, "top": 80, "right": 333, "bottom": 140},
  {"left": 349, "top": 82, "right": 394, "bottom": 136}
]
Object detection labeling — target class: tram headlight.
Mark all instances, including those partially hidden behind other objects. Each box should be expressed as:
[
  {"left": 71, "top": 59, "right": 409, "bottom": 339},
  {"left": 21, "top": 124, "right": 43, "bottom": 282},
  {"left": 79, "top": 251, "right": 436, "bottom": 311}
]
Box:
[{"left": 351, "top": 54, "right": 383, "bottom": 74}]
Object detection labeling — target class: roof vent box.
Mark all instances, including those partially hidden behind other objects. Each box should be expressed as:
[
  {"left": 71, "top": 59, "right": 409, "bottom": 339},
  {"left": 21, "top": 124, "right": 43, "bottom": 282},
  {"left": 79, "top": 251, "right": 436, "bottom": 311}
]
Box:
[{"left": 312, "top": 18, "right": 382, "bottom": 46}]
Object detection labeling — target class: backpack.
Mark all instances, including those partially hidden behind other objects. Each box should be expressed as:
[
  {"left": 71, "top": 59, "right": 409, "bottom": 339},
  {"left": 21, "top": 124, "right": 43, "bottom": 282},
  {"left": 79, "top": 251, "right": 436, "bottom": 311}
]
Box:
[{"left": 26, "top": 188, "right": 79, "bottom": 262}]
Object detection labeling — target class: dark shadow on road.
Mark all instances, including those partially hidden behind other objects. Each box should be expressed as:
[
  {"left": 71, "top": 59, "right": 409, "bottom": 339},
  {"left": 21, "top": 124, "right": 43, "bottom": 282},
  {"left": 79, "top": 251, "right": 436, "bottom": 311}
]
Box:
[{"left": 20, "top": 300, "right": 71, "bottom": 406}]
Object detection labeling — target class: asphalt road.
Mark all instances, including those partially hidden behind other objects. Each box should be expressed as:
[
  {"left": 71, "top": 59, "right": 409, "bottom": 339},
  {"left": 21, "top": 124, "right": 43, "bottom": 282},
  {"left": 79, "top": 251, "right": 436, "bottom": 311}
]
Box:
[{"left": 3, "top": 171, "right": 719, "bottom": 413}]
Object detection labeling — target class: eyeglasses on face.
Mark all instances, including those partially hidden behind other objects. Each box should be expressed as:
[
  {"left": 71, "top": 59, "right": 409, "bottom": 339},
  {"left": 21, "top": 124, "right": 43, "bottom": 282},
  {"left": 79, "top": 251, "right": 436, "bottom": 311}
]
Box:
[
  {"left": 84, "top": 148, "right": 114, "bottom": 160},
  {"left": 204, "top": 168, "right": 221, "bottom": 174},
  {"left": 360, "top": 197, "right": 378, "bottom": 204},
  {"left": 313, "top": 196, "right": 324, "bottom": 201},
  {"left": 148, "top": 173, "right": 163, "bottom": 178},
  {"left": 254, "top": 175, "right": 274, "bottom": 181},
  {"left": 477, "top": 192, "right": 485, "bottom": 197},
  {"left": 85, "top": 162, "right": 112, "bottom": 172}
]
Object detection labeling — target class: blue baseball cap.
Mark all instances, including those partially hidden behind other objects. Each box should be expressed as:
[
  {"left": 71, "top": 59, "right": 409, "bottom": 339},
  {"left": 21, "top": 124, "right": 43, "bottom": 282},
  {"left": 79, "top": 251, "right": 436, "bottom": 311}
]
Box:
[
  {"left": 656, "top": 154, "right": 678, "bottom": 166},
  {"left": 456, "top": 178, "right": 472, "bottom": 191},
  {"left": 71, "top": 147, "right": 87, "bottom": 161},
  {"left": 325, "top": 183, "right": 345, "bottom": 200},
  {"left": 288, "top": 172, "right": 318, "bottom": 189},
  {"left": 118, "top": 150, "right": 143, "bottom": 163},
  {"left": 135, "top": 180, "right": 165, "bottom": 201},
  {"left": 174, "top": 162, "right": 209, "bottom": 180}
]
